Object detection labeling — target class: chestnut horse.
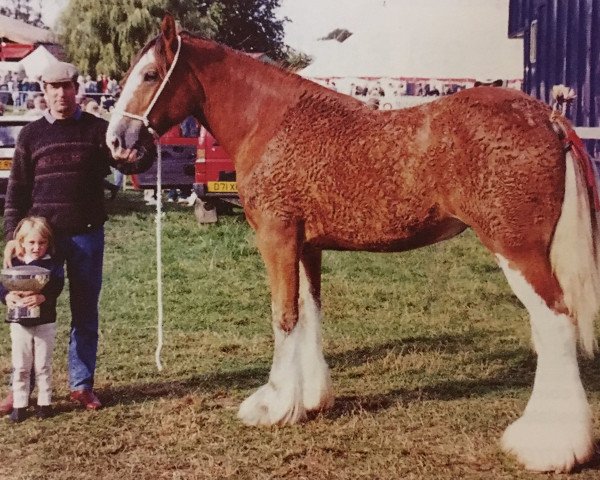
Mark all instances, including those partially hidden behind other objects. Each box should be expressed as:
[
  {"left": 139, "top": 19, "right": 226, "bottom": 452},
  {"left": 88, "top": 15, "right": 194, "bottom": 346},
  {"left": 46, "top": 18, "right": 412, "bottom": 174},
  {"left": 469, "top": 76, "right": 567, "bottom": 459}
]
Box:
[{"left": 107, "top": 15, "right": 600, "bottom": 473}]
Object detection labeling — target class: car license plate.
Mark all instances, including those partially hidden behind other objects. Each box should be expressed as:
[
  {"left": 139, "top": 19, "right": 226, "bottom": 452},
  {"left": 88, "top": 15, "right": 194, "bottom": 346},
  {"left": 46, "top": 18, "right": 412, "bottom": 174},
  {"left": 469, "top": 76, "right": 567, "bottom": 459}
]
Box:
[
  {"left": 207, "top": 181, "right": 237, "bottom": 193},
  {"left": 0, "top": 159, "right": 11, "bottom": 170}
]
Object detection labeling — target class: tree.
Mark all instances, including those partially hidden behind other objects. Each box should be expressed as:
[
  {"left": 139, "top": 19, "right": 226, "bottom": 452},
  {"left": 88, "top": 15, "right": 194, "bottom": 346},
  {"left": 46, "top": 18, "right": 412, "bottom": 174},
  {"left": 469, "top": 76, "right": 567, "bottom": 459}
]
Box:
[
  {"left": 194, "top": 0, "right": 287, "bottom": 61},
  {"left": 57, "top": 0, "right": 158, "bottom": 78},
  {"left": 57, "top": 0, "right": 292, "bottom": 78}
]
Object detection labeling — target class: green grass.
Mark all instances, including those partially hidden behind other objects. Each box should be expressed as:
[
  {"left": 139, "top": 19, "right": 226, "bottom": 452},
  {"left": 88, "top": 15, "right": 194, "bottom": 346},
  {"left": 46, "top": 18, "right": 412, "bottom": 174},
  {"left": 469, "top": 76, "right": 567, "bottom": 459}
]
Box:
[{"left": 0, "top": 190, "right": 599, "bottom": 479}]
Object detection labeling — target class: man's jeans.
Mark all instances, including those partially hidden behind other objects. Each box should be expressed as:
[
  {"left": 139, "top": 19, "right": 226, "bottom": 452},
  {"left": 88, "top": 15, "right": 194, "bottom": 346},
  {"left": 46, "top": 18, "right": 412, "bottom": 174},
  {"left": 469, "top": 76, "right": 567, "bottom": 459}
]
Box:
[{"left": 56, "top": 227, "right": 104, "bottom": 391}]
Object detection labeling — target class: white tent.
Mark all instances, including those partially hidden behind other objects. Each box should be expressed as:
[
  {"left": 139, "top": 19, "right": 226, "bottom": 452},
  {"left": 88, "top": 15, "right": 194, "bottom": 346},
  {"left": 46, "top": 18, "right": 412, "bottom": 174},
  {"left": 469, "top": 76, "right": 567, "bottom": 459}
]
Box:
[
  {"left": 299, "top": 0, "right": 522, "bottom": 81},
  {"left": 20, "top": 45, "right": 59, "bottom": 79}
]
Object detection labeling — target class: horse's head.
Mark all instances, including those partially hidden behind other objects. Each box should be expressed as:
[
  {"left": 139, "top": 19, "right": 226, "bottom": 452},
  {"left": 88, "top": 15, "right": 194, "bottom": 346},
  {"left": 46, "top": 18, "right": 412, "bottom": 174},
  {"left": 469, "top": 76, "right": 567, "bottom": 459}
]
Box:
[{"left": 107, "top": 14, "right": 198, "bottom": 164}]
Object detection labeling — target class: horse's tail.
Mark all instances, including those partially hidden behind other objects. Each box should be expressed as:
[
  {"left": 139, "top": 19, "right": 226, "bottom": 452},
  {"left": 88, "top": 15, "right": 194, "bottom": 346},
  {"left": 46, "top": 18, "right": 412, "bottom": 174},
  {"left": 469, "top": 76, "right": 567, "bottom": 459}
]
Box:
[{"left": 549, "top": 123, "right": 600, "bottom": 357}]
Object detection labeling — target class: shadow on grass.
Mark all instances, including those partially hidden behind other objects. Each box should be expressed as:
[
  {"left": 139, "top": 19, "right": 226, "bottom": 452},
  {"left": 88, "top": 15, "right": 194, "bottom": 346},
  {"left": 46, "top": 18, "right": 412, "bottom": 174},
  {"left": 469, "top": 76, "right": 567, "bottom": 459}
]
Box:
[
  {"left": 93, "top": 331, "right": 600, "bottom": 420},
  {"left": 97, "top": 364, "right": 270, "bottom": 407},
  {"left": 95, "top": 333, "right": 518, "bottom": 406}
]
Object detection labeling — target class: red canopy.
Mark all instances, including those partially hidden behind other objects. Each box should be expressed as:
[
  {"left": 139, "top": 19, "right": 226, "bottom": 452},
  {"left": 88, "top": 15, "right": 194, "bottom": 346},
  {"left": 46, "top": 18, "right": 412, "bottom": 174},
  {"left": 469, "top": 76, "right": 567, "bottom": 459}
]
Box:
[{"left": 0, "top": 43, "right": 34, "bottom": 61}]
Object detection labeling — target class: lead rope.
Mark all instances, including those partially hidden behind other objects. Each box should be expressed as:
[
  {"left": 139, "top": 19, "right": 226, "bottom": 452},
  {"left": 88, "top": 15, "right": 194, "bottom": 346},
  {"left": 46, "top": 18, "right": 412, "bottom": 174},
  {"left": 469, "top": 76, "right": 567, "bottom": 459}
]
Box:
[
  {"left": 116, "top": 35, "right": 182, "bottom": 371},
  {"left": 149, "top": 127, "right": 164, "bottom": 371}
]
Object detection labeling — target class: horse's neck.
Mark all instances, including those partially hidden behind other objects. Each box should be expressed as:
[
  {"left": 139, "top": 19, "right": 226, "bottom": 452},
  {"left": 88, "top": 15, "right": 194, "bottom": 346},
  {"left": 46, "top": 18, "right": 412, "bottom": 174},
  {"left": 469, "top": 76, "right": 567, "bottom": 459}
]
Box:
[{"left": 187, "top": 42, "right": 325, "bottom": 174}]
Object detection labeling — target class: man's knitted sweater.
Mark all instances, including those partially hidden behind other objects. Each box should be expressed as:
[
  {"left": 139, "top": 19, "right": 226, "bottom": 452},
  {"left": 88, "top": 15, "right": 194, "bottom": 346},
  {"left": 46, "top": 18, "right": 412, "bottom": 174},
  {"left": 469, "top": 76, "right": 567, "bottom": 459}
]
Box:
[{"left": 4, "top": 110, "right": 152, "bottom": 239}]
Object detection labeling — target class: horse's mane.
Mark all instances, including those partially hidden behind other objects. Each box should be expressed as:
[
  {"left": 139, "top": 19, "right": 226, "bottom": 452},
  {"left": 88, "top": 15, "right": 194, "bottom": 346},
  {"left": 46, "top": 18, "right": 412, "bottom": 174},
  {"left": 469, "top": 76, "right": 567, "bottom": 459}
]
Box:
[
  {"left": 121, "top": 29, "right": 360, "bottom": 112},
  {"left": 166, "top": 30, "right": 311, "bottom": 86}
]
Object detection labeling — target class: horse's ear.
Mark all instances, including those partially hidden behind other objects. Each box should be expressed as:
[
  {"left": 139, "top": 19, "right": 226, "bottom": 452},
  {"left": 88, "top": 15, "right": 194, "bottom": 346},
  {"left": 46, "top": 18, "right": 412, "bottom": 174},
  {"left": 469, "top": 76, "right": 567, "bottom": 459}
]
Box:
[{"left": 161, "top": 14, "right": 178, "bottom": 61}]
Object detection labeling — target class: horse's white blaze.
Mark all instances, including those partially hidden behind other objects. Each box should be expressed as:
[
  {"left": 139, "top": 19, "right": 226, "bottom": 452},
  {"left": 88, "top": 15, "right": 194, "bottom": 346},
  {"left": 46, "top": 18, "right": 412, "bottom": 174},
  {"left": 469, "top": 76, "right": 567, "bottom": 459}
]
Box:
[
  {"left": 238, "top": 264, "right": 333, "bottom": 425},
  {"left": 106, "top": 50, "right": 156, "bottom": 146},
  {"left": 497, "top": 255, "right": 593, "bottom": 473}
]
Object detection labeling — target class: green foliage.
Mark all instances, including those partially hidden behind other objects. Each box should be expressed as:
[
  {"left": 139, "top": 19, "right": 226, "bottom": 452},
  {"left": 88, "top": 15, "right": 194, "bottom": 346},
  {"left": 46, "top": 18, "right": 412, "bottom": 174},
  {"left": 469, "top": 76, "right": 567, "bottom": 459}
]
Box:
[
  {"left": 194, "top": 0, "right": 287, "bottom": 60},
  {"left": 281, "top": 45, "right": 312, "bottom": 71},
  {"left": 58, "top": 0, "right": 162, "bottom": 77},
  {"left": 57, "top": 0, "right": 290, "bottom": 78}
]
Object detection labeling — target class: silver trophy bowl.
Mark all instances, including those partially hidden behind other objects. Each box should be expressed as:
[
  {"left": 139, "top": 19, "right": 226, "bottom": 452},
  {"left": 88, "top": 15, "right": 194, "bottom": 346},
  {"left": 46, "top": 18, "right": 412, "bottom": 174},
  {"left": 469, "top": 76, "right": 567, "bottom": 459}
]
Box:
[{"left": 1, "top": 265, "right": 50, "bottom": 292}]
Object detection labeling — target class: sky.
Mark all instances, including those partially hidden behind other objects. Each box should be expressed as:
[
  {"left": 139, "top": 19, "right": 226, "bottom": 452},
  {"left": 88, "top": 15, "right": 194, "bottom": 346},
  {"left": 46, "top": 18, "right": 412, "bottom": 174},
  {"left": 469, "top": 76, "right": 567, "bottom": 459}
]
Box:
[
  {"left": 276, "top": 0, "right": 522, "bottom": 79},
  {"left": 39, "top": 0, "right": 521, "bottom": 79},
  {"left": 40, "top": 0, "right": 67, "bottom": 28}
]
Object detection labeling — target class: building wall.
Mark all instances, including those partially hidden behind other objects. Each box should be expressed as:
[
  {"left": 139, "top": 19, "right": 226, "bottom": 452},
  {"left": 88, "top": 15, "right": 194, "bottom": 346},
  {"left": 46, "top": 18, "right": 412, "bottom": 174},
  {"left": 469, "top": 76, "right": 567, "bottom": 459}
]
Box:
[{"left": 509, "top": 0, "right": 600, "bottom": 158}]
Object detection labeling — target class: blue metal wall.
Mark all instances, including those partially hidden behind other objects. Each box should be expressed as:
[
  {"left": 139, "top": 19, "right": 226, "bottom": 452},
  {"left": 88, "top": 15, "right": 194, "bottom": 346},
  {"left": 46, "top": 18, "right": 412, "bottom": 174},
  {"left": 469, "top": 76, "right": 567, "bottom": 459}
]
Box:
[{"left": 509, "top": 0, "right": 600, "bottom": 157}]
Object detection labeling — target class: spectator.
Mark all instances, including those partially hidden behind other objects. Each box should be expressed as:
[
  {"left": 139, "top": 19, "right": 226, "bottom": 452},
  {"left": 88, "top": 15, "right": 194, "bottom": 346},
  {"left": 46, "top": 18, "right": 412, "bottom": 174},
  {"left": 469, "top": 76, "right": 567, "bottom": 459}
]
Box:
[
  {"left": 0, "top": 61, "right": 154, "bottom": 415},
  {"left": 0, "top": 216, "right": 64, "bottom": 422},
  {"left": 25, "top": 95, "right": 47, "bottom": 116}
]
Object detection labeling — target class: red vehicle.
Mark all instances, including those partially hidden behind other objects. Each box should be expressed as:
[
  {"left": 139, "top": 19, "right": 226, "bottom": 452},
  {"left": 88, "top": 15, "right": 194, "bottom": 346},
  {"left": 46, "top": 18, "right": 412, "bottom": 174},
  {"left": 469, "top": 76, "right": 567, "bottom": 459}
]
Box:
[
  {"left": 192, "top": 127, "right": 239, "bottom": 208},
  {"left": 132, "top": 117, "right": 238, "bottom": 220}
]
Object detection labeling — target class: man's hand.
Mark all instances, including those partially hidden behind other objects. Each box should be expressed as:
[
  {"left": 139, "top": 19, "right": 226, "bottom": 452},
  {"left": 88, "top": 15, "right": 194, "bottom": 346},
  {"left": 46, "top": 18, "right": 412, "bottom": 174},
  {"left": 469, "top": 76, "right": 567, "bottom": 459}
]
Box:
[{"left": 3, "top": 240, "right": 22, "bottom": 268}]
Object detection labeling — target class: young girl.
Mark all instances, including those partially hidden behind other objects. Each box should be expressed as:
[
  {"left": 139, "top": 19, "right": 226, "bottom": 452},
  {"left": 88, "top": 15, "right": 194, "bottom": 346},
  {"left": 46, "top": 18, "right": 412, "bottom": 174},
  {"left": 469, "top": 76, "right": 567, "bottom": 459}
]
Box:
[{"left": 0, "top": 217, "right": 64, "bottom": 422}]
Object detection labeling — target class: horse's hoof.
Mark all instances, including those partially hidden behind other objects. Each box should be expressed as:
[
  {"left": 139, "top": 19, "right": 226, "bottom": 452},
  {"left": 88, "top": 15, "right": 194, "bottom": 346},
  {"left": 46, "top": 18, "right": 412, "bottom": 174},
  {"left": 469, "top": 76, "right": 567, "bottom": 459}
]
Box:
[
  {"left": 501, "top": 412, "right": 594, "bottom": 473},
  {"left": 238, "top": 383, "right": 306, "bottom": 426},
  {"left": 302, "top": 366, "right": 334, "bottom": 413}
]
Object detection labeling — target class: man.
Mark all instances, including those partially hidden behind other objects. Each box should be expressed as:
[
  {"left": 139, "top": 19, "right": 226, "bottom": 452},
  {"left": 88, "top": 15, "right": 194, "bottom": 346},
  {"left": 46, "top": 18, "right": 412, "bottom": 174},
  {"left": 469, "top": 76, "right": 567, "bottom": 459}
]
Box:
[{"left": 0, "top": 62, "right": 153, "bottom": 414}]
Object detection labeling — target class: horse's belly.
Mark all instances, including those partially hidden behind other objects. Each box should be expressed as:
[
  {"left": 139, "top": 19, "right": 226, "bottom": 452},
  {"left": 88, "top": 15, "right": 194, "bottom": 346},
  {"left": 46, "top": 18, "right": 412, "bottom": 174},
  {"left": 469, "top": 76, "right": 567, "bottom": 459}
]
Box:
[{"left": 305, "top": 215, "right": 467, "bottom": 252}]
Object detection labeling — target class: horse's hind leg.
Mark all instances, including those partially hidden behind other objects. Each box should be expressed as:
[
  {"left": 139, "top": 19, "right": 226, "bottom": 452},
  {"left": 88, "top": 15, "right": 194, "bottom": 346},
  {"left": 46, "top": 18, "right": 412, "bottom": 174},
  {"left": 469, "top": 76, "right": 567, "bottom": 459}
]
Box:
[
  {"left": 298, "top": 245, "right": 334, "bottom": 413},
  {"left": 495, "top": 251, "right": 594, "bottom": 473}
]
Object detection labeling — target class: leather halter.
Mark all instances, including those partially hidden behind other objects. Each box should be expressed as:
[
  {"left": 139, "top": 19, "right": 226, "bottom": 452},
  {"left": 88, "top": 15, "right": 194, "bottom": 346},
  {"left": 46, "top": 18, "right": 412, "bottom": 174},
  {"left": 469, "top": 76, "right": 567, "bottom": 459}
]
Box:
[{"left": 116, "top": 35, "right": 182, "bottom": 136}]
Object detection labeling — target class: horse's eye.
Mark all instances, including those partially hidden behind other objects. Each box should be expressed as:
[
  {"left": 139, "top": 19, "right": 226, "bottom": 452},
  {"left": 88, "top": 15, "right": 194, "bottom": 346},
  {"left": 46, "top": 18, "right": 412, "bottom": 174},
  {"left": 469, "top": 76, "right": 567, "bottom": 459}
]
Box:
[{"left": 144, "top": 71, "right": 159, "bottom": 82}]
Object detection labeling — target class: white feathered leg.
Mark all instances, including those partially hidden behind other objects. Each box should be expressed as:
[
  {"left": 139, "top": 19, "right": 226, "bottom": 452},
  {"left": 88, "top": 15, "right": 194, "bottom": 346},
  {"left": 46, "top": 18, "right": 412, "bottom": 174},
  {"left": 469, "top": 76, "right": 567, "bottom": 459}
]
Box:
[
  {"left": 238, "top": 302, "right": 306, "bottom": 425},
  {"left": 298, "top": 263, "right": 334, "bottom": 412},
  {"left": 498, "top": 255, "right": 594, "bottom": 473},
  {"left": 238, "top": 261, "right": 333, "bottom": 425}
]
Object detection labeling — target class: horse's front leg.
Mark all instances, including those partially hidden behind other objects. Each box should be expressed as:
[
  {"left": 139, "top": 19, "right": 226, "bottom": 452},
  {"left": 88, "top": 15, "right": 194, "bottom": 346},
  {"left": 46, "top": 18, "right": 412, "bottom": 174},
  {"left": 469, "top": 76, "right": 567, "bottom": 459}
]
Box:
[{"left": 238, "top": 217, "right": 306, "bottom": 425}]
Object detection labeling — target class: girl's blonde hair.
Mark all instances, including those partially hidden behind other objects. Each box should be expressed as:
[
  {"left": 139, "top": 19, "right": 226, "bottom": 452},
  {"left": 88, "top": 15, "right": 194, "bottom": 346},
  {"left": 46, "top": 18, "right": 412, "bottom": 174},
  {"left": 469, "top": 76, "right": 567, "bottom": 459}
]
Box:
[{"left": 13, "top": 216, "right": 55, "bottom": 254}]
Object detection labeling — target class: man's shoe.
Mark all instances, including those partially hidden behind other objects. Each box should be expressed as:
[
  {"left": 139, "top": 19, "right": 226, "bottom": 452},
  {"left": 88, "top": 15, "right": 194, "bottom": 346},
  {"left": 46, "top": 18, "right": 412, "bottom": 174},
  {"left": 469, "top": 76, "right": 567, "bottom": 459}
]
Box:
[
  {"left": 9, "top": 407, "right": 26, "bottom": 423},
  {"left": 36, "top": 405, "right": 52, "bottom": 419},
  {"left": 70, "top": 390, "right": 102, "bottom": 410},
  {"left": 0, "top": 392, "right": 13, "bottom": 415}
]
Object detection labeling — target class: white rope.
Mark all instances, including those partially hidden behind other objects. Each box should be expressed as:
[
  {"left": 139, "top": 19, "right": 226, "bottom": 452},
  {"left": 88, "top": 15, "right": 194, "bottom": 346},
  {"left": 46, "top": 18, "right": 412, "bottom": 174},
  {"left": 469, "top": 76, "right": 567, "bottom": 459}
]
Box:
[
  {"left": 116, "top": 36, "right": 183, "bottom": 371},
  {"left": 153, "top": 129, "right": 164, "bottom": 371}
]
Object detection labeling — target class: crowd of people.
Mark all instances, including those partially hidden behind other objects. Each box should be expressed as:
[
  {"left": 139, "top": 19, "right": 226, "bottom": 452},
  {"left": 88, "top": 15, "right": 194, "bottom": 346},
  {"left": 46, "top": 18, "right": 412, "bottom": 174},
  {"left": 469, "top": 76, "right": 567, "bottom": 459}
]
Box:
[
  {"left": 0, "top": 69, "right": 120, "bottom": 115},
  {"left": 317, "top": 76, "right": 522, "bottom": 110}
]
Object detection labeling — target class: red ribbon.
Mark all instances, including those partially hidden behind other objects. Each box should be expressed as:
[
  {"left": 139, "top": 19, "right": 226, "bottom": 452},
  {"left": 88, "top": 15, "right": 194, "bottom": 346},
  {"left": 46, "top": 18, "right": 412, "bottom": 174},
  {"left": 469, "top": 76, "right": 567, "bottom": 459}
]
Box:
[{"left": 564, "top": 129, "right": 600, "bottom": 211}]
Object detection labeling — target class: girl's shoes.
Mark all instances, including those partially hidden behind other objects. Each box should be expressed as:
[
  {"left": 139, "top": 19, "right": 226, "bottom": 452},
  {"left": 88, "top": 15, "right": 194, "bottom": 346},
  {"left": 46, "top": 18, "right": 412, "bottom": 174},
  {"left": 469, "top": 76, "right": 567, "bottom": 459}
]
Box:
[
  {"left": 9, "top": 407, "right": 26, "bottom": 423},
  {"left": 8, "top": 405, "right": 52, "bottom": 422}
]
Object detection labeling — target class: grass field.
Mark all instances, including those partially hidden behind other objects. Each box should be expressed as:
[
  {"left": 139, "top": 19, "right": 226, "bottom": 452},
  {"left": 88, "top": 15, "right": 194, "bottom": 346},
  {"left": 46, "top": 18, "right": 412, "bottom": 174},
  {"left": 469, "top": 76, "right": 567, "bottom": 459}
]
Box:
[{"left": 0, "top": 190, "right": 599, "bottom": 479}]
